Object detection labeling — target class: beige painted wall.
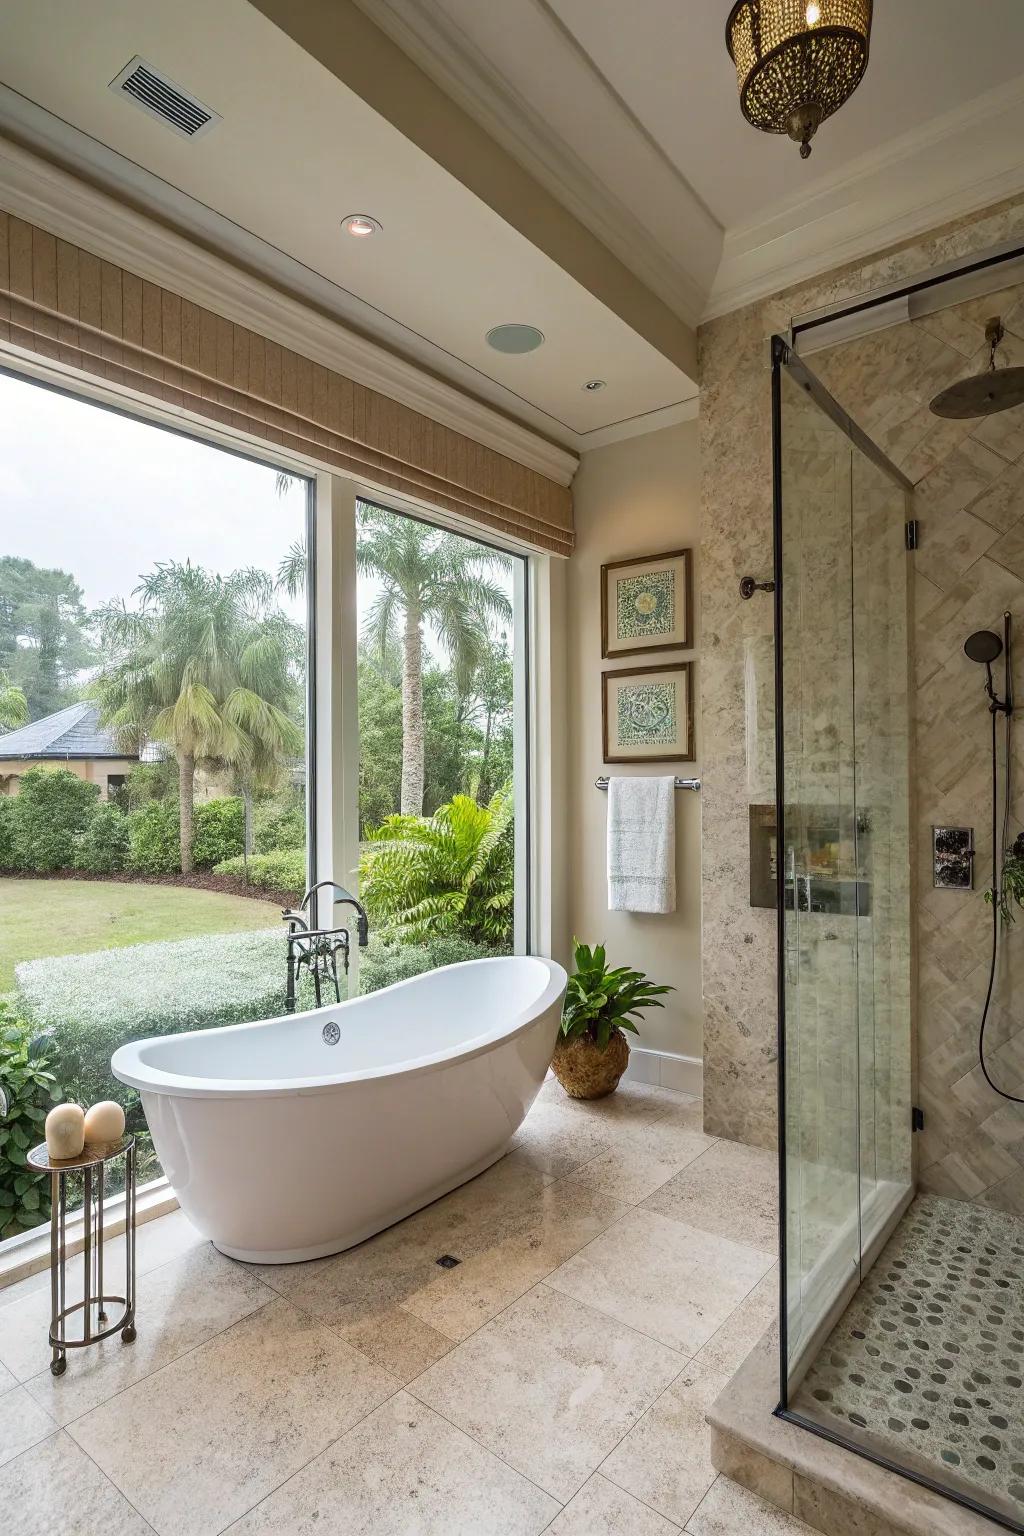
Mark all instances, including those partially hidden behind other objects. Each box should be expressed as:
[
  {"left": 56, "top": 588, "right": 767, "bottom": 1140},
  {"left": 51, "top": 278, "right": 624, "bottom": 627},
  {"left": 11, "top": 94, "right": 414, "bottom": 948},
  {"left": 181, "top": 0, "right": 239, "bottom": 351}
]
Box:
[
  {"left": 0, "top": 758, "right": 137, "bottom": 799},
  {"left": 566, "top": 420, "right": 703, "bottom": 1064}
]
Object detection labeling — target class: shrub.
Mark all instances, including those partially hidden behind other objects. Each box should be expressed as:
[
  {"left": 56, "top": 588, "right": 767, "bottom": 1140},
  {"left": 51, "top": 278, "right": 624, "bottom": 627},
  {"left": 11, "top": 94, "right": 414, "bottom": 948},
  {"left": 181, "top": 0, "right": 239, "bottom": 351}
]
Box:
[
  {"left": 213, "top": 848, "right": 307, "bottom": 900},
  {"left": 8, "top": 766, "right": 99, "bottom": 873},
  {"left": 0, "top": 794, "right": 23, "bottom": 870},
  {"left": 254, "top": 791, "right": 306, "bottom": 854},
  {"left": 15, "top": 928, "right": 306, "bottom": 1121},
  {"left": 360, "top": 785, "right": 514, "bottom": 946},
  {"left": 75, "top": 802, "right": 130, "bottom": 874},
  {"left": 192, "top": 797, "right": 244, "bottom": 869},
  {"left": 124, "top": 758, "right": 178, "bottom": 809},
  {"left": 359, "top": 933, "right": 494, "bottom": 993},
  {"left": 0, "top": 1002, "right": 59, "bottom": 1239},
  {"left": 128, "top": 798, "right": 180, "bottom": 874}
]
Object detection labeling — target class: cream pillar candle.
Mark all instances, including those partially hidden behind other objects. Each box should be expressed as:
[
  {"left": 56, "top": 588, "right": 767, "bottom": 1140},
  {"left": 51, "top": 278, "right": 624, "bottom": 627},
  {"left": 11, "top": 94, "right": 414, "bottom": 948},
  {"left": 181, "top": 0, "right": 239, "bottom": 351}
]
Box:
[
  {"left": 45, "top": 1103, "right": 85, "bottom": 1161},
  {"left": 84, "top": 1101, "right": 125, "bottom": 1143}
]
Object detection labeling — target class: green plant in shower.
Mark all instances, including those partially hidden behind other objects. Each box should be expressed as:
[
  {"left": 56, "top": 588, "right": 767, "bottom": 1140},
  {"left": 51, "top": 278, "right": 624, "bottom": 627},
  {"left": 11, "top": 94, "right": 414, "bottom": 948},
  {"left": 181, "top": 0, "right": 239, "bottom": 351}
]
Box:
[{"left": 986, "top": 832, "right": 1024, "bottom": 926}]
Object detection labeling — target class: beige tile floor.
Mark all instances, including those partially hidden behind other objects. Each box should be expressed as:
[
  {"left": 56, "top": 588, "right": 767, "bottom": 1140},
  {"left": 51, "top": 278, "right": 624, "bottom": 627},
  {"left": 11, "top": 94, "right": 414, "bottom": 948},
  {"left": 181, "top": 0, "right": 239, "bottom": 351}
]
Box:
[{"left": 0, "top": 1079, "right": 819, "bottom": 1536}]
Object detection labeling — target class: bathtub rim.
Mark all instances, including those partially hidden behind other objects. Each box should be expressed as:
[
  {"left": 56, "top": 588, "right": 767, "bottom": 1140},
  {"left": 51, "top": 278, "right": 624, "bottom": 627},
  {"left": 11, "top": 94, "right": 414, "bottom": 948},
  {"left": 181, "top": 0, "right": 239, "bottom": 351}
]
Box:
[{"left": 111, "top": 954, "right": 566, "bottom": 1101}]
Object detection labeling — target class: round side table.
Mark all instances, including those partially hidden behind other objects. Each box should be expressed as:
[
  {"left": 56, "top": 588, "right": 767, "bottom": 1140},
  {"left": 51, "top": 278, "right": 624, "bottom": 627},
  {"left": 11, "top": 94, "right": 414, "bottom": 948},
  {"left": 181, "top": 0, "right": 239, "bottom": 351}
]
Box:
[{"left": 28, "top": 1134, "right": 137, "bottom": 1376}]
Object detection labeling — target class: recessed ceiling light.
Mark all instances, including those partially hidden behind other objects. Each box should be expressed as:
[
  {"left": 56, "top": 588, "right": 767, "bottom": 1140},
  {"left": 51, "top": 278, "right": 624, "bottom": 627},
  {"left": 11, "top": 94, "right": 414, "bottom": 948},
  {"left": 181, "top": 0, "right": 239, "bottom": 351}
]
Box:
[
  {"left": 342, "top": 214, "right": 381, "bottom": 238},
  {"left": 486, "top": 324, "right": 545, "bottom": 355},
  {"left": 582, "top": 378, "right": 606, "bottom": 392}
]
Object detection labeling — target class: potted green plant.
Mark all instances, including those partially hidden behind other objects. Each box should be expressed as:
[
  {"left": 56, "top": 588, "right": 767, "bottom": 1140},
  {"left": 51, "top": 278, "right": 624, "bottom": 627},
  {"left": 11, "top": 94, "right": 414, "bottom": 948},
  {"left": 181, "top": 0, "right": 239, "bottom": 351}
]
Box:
[{"left": 552, "top": 939, "right": 674, "bottom": 1100}]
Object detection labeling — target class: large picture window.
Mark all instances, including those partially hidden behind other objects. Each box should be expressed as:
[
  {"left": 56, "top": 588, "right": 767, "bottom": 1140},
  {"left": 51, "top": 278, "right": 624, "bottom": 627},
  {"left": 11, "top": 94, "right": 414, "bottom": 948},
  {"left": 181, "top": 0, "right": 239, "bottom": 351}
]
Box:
[
  {"left": 0, "top": 371, "right": 532, "bottom": 1255},
  {"left": 354, "top": 502, "right": 527, "bottom": 994},
  {"left": 0, "top": 370, "right": 312, "bottom": 1232}
]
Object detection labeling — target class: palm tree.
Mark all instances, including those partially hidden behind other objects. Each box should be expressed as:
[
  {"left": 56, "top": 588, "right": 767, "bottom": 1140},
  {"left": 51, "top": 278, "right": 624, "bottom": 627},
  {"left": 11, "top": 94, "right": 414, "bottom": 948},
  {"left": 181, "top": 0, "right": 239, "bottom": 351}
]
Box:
[
  {"left": 92, "top": 563, "right": 303, "bottom": 874},
  {"left": 357, "top": 506, "right": 512, "bottom": 815},
  {"left": 225, "top": 605, "right": 305, "bottom": 858},
  {"left": 0, "top": 670, "right": 28, "bottom": 732}
]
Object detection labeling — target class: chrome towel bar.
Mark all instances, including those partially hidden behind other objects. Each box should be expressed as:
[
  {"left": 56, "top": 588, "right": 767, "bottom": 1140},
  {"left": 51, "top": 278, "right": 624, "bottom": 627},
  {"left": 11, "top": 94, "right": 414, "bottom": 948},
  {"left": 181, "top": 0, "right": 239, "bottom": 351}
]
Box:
[{"left": 595, "top": 776, "right": 701, "bottom": 792}]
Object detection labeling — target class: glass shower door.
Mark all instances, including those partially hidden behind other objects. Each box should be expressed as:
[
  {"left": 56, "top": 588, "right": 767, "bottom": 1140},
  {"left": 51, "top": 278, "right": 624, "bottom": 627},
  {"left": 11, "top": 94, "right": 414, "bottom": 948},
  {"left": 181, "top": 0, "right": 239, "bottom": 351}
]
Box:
[{"left": 774, "top": 339, "right": 913, "bottom": 1396}]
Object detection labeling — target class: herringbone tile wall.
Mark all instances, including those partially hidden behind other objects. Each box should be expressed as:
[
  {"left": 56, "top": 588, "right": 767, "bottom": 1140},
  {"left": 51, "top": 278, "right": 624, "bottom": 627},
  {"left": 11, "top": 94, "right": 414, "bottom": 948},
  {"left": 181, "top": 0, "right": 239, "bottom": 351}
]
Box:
[{"left": 814, "top": 288, "right": 1024, "bottom": 1214}]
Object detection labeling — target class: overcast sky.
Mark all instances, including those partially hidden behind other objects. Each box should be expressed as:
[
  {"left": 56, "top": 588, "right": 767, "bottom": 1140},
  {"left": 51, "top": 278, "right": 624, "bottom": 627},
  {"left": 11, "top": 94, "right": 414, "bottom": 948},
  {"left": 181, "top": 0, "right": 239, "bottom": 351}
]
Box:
[
  {"left": 0, "top": 370, "right": 309, "bottom": 625},
  {"left": 0, "top": 370, "right": 514, "bottom": 662}
]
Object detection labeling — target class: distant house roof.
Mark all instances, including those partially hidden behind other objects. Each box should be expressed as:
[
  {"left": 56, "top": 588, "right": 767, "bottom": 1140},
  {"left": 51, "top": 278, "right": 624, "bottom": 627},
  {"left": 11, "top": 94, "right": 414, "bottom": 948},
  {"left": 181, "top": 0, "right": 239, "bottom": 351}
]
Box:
[{"left": 0, "top": 703, "right": 136, "bottom": 761}]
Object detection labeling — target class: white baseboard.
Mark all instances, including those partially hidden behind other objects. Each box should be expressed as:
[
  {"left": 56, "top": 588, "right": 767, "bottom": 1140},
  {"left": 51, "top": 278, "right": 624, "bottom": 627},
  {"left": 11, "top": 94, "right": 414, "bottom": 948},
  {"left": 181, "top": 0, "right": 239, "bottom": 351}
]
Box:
[{"left": 623, "top": 1046, "right": 703, "bottom": 1097}]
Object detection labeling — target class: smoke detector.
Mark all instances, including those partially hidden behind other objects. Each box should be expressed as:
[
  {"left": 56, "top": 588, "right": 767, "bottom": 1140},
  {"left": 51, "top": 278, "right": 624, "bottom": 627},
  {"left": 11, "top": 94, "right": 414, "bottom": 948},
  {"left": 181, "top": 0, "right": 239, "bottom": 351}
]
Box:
[{"left": 109, "top": 57, "right": 221, "bottom": 139}]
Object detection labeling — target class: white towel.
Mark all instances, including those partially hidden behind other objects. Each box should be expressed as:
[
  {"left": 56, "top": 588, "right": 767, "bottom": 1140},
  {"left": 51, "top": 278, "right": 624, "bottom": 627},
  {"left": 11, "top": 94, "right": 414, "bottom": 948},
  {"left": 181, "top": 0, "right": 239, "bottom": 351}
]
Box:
[{"left": 607, "top": 776, "right": 676, "bottom": 914}]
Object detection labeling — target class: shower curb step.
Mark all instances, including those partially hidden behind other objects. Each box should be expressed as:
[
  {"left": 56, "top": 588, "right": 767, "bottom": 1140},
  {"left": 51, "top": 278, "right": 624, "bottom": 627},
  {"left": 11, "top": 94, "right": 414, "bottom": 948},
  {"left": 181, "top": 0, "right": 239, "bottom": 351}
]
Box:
[{"left": 708, "top": 1331, "right": 1010, "bottom": 1536}]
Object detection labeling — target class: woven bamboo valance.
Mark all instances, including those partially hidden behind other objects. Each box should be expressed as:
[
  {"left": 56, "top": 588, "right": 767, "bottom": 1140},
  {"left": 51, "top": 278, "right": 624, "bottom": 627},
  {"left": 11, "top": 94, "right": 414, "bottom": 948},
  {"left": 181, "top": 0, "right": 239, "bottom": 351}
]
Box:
[{"left": 0, "top": 211, "right": 574, "bottom": 554}]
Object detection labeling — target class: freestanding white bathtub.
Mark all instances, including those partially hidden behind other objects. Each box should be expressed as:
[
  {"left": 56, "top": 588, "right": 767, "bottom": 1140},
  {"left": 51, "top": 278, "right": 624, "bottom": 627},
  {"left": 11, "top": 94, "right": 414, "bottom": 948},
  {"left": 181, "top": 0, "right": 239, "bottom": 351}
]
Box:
[{"left": 111, "top": 955, "right": 566, "bottom": 1263}]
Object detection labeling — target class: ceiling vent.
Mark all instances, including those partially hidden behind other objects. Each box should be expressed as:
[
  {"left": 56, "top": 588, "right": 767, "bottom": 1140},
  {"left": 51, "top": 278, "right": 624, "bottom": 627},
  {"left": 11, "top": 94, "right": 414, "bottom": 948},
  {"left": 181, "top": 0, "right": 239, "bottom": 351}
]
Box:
[{"left": 109, "top": 57, "right": 221, "bottom": 139}]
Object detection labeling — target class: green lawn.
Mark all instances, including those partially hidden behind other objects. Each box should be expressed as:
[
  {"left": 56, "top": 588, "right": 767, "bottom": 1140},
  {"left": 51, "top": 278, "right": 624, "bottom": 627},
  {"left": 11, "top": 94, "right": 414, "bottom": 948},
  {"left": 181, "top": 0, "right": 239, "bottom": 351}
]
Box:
[{"left": 0, "top": 878, "right": 281, "bottom": 992}]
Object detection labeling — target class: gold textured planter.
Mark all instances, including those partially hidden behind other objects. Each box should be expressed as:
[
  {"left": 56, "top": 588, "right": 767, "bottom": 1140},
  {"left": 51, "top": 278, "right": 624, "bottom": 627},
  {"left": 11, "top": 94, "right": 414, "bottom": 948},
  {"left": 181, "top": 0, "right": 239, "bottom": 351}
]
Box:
[{"left": 551, "top": 1031, "right": 629, "bottom": 1100}]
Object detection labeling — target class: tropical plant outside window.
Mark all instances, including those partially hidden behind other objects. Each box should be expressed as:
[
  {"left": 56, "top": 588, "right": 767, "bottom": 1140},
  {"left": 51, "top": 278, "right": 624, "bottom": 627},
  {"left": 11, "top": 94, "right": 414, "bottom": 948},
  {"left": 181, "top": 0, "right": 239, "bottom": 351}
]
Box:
[
  {"left": 0, "top": 372, "right": 311, "bottom": 1235},
  {"left": 282, "top": 496, "right": 520, "bottom": 993},
  {"left": 0, "top": 374, "right": 521, "bottom": 1245}
]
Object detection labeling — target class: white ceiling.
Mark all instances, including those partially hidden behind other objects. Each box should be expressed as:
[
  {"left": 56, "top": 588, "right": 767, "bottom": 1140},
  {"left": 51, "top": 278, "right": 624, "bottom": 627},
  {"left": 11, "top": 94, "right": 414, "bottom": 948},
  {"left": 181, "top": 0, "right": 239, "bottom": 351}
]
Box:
[
  {"left": 2, "top": 0, "right": 1024, "bottom": 457},
  {"left": 0, "top": 0, "right": 695, "bottom": 451},
  {"left": 548, "top": 0, "right": 1024, "bottom": 228},
  {"left": 357, "top": 0, "right": 1024, "bottom": 318}
]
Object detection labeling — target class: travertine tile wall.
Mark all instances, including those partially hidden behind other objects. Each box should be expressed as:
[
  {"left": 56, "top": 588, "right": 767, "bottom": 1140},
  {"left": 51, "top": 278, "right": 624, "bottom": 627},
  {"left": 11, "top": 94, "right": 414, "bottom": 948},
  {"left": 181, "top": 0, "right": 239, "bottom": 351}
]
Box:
[
  {"left": 699, "top": 193, "right": 1024, "bottom": 1186},
  {"left": 815, "top": 288, "right": 1024, "bottom": 1216}
]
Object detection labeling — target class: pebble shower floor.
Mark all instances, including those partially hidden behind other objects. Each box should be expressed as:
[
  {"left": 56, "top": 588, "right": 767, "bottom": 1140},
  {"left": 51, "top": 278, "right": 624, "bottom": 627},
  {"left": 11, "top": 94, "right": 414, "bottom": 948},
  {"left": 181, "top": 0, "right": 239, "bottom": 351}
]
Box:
[{"left": 796, "top": 1194, "right": 1024, "bottom": 1526}]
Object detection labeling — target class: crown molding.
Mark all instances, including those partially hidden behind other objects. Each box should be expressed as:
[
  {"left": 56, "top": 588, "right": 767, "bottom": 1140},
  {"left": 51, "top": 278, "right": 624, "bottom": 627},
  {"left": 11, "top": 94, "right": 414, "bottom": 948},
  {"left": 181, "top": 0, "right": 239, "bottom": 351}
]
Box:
[
  {"left": 575, "top": 395, "right": 699, "bottom": 453},
  {"left": 706, "top": 75, "right": 1024, "bottom": 321},
  {"left": 0, "top": 134, "right": 580, "bottom": 486},
  {"left": 352, "top": 0, "right": 718, "bottom": 330}
]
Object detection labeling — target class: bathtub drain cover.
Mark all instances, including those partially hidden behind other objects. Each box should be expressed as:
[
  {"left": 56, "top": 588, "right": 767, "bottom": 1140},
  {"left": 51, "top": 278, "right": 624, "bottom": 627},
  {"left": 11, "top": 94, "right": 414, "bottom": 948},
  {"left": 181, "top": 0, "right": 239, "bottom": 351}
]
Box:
[{"left": 435, "top": 1254, "right": 461, "bottom": 1269}]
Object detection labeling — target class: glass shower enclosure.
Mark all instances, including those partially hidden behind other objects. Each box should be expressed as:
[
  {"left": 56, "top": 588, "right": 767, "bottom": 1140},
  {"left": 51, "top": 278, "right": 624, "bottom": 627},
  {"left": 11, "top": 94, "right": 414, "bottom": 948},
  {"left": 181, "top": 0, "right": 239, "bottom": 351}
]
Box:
[{"left": 772, "top": 336, "right": 919, "bottom": 1465}]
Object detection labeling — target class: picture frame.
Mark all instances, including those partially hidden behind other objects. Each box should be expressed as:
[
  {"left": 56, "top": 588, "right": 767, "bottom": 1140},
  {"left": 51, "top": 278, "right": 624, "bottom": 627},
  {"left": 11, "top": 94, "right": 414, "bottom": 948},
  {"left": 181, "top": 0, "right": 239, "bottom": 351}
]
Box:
[
  {"left": 602, "top": 661, "right": 695, "bottom": 763},
  {"left": 601, "top": 547, "right": 693, "bottom": 658}
]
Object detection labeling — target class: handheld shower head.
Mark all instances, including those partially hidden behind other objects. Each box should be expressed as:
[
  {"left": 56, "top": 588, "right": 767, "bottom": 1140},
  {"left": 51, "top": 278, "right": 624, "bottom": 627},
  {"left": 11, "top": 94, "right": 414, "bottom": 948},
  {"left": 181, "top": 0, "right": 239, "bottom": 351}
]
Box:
[{"left": 965, "top": 630, "right": 1004, "bottom": 665}]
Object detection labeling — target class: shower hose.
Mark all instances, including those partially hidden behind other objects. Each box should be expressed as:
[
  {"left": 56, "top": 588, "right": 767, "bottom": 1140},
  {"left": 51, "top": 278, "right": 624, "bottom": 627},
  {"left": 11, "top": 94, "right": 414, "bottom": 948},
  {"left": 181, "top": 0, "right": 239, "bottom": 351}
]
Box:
[{"left": 980, "top": 700, "right": 1024, "bottom": 1104}]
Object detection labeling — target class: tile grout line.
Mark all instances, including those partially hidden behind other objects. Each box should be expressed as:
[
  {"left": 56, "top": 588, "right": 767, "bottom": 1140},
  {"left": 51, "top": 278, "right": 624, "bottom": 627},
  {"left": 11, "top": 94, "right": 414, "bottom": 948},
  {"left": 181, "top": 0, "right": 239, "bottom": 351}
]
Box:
[
  {"left": 13, "top": 1090, "right": 705, "bottom": 1532},
  {"left": 53, "top": 1291, "right": 279, "bottom": 1438},
  {"left": 399, "top": 1278, "right": 689, "bottom": 1509},
  {"left": 682, "top": 1472, "right": 726, "bottom": 1533},
  {"left": 589, "top": 1256, "right": 779, "bottom": 1519},
  {"left": 11, "top": 1426, "right": 164, "bottom": 1536},
  {"left": 63, "top": 1298, "right": 411, "bottom": 1536},
  {"left": 535, "top": 1473, "right": 685, "bottom": 1535}
]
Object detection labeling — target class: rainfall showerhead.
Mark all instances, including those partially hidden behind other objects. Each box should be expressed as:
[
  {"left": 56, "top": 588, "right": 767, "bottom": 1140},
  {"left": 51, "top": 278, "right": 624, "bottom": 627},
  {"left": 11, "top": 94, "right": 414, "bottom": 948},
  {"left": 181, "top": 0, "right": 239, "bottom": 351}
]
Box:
[
  {"left": 964, "top": 629, "right": 1004, "bottom": 665},
  {"left": 930, "top": 317, "right": 1024, "bottom": 419}
]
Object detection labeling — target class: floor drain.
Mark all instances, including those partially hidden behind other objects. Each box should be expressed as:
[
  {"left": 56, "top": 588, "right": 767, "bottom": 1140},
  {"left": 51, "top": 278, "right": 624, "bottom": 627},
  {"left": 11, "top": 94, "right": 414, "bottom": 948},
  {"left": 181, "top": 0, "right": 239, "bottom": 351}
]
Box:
[{"left": 435, "top": 1254, "right": 461, "bottom": 1269}]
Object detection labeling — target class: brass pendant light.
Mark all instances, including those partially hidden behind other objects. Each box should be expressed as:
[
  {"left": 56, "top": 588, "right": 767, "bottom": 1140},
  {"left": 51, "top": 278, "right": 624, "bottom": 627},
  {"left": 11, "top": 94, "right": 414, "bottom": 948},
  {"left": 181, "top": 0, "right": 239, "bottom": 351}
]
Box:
[{"left": 725, "top": 0, "right": 873, "bottom": 159}]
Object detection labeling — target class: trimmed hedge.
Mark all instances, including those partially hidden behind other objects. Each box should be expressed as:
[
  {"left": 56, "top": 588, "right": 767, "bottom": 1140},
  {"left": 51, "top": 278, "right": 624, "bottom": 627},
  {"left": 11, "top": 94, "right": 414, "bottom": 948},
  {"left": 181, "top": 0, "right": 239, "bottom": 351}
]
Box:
[
  {"left": 192, "top": 797, "right": 244, "bottom": 869},
  {"left": 7, "top": 767, "right": 99, "bottom": 873},
  {"left": 213, "top": 847, "right": 306, "bottom": 899},
  {"left": 254, "top": 794, "right": 305, "bottom": 854},
  {"left": 127, "top": 799, "right": 180, "bottom": 874},
  {"left": 75, "top": 802, "right": 130, "bottom": 874},
  {"left": 359, "top": 934, "right": 493, "bottom": 993},
  {"left": 0, "top": 795, "right": 19, "bottom": 870},
  {"left": 16, "top": 928, "right": 303, "bottom": 1117}
]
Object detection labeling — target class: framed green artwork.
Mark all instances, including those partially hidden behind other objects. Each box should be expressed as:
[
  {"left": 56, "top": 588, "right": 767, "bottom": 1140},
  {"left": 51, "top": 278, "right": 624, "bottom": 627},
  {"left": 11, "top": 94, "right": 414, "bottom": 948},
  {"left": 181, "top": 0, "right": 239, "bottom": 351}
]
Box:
[
  {"left": 602, "top": 662, "right": 695, "bottom": 763},
  {"left": 601, "top": 547, "right": 693, "bottom": 658}
]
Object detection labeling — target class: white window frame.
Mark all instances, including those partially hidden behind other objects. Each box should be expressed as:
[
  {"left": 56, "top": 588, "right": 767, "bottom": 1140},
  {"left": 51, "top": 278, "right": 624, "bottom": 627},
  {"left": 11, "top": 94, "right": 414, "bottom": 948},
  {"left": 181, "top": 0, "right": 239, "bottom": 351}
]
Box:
[{"left": 0, "top": 345, "right": 559, "bottom": 1281}]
